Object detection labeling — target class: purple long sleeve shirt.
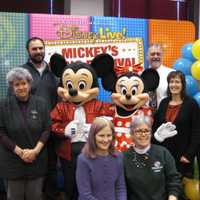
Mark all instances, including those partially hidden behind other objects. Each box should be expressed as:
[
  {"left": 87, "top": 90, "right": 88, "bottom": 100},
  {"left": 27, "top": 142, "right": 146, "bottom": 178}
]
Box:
[{"left": 76, "top": 152, "right": 127, "bottom": 200}]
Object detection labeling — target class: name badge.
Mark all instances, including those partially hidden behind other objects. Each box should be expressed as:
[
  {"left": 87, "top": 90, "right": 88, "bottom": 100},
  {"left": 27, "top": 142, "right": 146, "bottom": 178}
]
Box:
[
  {"left": 30, "top": 110, "right": 38, "bottom": 120},
  {"left": 152, "top": 161, "right": 163, "bottom": 172}
]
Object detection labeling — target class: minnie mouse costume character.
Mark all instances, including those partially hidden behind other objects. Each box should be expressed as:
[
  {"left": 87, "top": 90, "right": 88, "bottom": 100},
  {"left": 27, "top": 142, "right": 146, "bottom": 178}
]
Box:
[
  {"left": 98, "top": 54, "right": 160, "bottom": 151},
  {"left": 50, "top": 54, "right": 114, "bottom": 200}
]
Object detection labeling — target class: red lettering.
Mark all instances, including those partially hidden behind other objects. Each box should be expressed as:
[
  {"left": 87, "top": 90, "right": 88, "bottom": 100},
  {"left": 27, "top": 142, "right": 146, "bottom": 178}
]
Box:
[
  {"left": 77, "top": 47, "right": 85, "bottom": 58},
  {"left": 125, "top": 58, "right": 131, "bottom": 66},
  {"left": 73, "top": 48, "right": 77, "bottom": 58},
  {"left": 100, "top": 46, "right": 108, "bottom": 54},
  {"left": 111, "top": 46, "right": 118, "bottom": 56},
  {"left": 132, "top": 58, "right": 135, "bottom": 65},
  {"left": 94, "top": 47, "right": 102, "bottom": 56},
  {"left": 115, "top": 58, "right": 124, "bottom": 66},
  {"left": 62, "top": 48, "right": 73, "bottom": 59},
  {"left": 85, "top": 47, "right": 94, "bottom": 57},
  {"left": 114, "top": 58, "right": 136, "bottom": 67}
]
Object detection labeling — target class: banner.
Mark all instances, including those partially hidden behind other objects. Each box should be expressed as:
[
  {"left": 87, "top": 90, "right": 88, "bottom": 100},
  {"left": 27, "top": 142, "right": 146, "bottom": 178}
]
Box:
[{"left": 45, "top": 38, "right": 144, "bottom": 70}]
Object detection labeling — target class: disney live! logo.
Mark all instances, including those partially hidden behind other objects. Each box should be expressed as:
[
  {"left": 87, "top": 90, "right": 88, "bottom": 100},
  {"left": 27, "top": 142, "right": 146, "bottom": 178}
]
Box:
[{"left": 55, "top": 24, "right": 127, "bottom": 40}]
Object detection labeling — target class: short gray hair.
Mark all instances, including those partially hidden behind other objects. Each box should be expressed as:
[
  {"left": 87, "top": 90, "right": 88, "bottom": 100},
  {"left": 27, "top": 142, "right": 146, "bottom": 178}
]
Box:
[
  {"left": 130, "top": 113, "right": 152, "bottom": 132},
  {"left": 148, "top": 43, "right": 163, "bottom": 53},
  {"left": 6, "top": 67, "right": 33, "bottom": 86}
]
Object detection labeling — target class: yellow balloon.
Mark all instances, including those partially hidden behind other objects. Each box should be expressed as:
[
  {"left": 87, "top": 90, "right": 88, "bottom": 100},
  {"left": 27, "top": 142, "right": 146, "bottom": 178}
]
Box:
[
  {"left": 191, "top": 61, "right": 200, "bottom": 80},
  {"left": 183, "top": 177, "right": 200, "bottom": 200},
  {"left": 192, "top": 39, "right": 200, "bottom": 60}
]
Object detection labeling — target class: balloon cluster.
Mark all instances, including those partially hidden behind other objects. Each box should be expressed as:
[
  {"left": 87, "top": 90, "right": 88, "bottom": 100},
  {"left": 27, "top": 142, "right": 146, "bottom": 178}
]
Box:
[{"left": 173, "top": 40, "right": 200, "bottom": 106}]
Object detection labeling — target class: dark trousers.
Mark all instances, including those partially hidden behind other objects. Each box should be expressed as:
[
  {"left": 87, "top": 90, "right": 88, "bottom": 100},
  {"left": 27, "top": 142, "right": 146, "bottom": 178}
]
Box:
[
  {"left": 60, "top": 142, "right": 85, "bottom": 200},
  {"left": 0, "top": 178, "right": 5, "bottom": 192},
  {"left": 43, "top": 135, "right": 59, "bottom": 200},
  {"left": 7, "top": 177, "right": 43, "bottom": 200}
]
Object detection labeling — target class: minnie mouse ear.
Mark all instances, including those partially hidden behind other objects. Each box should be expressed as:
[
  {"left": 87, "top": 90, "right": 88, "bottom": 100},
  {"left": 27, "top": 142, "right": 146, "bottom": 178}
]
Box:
[
  {"left": 141, "top": 68, "right": 160, "bottom": 91},
  {"left": 49, "top": 53, "right": 67, "bottom": 77},
  {"left": 91, "top": 53, "right": 114, "bottom": 77}
]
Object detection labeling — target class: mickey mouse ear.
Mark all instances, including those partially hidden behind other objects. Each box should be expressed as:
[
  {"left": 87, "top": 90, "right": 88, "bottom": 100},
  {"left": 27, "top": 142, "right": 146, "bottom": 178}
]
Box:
[
  {"left": 102, "top": 73, "right": 117, "bottom": 92},
  {"left": 91, "top": 53, "right": 114, "bottom": 77},
  {"left": 49, "top": 53, "right": 67, "bottom": 77},
  {"left": 141, "top": 68, "right": 160, "bottom": 91}
]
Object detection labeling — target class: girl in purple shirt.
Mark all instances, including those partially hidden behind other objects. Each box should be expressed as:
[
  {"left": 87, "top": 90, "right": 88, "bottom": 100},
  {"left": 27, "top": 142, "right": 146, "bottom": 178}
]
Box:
[{"left": 76, "top": 117, "right": 127, "bottom": 200}]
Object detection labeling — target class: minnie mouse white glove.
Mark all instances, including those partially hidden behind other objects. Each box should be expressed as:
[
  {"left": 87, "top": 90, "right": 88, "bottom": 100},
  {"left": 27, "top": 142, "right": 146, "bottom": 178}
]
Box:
[
  {"left": 154, "top": 122, "right": 177, "bottom": 142},
  {"left": 64, "top": 120, "right": 79, "bottom": 138}
]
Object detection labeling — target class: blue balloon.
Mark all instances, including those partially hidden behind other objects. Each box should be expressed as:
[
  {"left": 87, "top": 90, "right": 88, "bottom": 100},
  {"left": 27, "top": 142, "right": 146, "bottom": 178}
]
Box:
[
  {"left": 181, "top": 43, "right": 196, "bottom": 62},
  {"left": 185, "top": 75, "right": 199, "bottom": 96},
  {"left": 173, "top": 58, "right": 192, "bottom": 75},
  {"left": 193, "top": 92, "right": 200, "bottom": 107}
]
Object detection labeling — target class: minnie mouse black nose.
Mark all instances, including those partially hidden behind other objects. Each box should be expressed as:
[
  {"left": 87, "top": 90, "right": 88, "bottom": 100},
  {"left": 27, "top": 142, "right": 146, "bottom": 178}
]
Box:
[
  {"left": 69, "top": 89, "right": 78, "bottom": 97},
  {"left": 126, "top": 94, "right": 131, "bottom": 100}
]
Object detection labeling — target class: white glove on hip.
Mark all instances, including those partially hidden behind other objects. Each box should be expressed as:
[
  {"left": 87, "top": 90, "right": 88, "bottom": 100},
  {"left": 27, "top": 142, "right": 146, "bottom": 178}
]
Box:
[
  {"left": 64, "top": 120, "right": 79, "bottom": 138},
  {"left": 82, "top": 123, "right": 91, "bottom": 139},
  {"left": 154, "top": 122, "right": 177, "bottom": 142}
]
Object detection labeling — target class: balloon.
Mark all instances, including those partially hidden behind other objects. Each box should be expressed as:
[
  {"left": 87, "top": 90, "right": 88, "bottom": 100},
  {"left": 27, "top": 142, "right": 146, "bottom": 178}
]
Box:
[
  {"left": 181, "top": 43, "right": 196, "bottom": 62},
  {"left": 191, "top": 61, "right": 200, "bottom": 80},
  {"left": 193, "top": 92, "right": 200, "bottom": 107},
  {"left": 173, "top": 58, "right": 192, "bottom": 75},
  {"left": 192, "top": 39, "right": 200, "bottom": 60},
  {"left": 185, "top": 75, "right": 199, "bottom": 96},
  {"left": 183, "top": 177, "right": 200, "bottom": 200}
]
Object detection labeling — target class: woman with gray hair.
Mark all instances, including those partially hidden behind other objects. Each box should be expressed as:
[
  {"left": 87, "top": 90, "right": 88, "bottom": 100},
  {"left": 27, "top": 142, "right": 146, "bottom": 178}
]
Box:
[
  {"left": 7, "top": 67, "right": 33, "bottom": 99},
  {"left": 0, "top": 67, "right": 51, "bottom": 200},
  {"left": 123, "top": 113, "right": 181, "bottom": 200}
]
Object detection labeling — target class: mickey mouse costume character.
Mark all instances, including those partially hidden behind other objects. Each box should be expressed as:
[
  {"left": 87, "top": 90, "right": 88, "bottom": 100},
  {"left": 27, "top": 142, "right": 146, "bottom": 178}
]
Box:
[
  {"left": 50, "top": 54, "right": 114, "bottom": 200},
  {"left": 99, "top": 54, "right": 177, "bottom": 152}
]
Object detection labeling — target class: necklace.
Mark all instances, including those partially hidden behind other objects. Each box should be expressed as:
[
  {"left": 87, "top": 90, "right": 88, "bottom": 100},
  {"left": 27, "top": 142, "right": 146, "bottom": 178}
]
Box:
[{"left": 131, "top": 149, "right": 150, "bottom": 168}]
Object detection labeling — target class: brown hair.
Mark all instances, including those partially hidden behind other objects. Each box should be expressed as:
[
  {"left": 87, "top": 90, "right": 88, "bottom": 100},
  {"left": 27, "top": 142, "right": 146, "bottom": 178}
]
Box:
[
  {"left": 82, "top": 117, "right": 116, "bottom": 159},
  {"left": 26, "top": 37, "right": 45, "bottom": 51},
  {"left": 167, "top": 70, "right": 186, "bottom": 100}
]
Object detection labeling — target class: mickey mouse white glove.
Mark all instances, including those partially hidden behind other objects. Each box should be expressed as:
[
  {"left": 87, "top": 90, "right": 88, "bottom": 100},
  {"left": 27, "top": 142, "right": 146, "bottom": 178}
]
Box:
[
  {"left": 154, "top": 122, "right": 177, "bottom": 142},
  {"left": 83, "top": 124, "right": 91, "bottom": 136},
  {"left": 64, "top": 120, "right": 79, "bottom": 138}
]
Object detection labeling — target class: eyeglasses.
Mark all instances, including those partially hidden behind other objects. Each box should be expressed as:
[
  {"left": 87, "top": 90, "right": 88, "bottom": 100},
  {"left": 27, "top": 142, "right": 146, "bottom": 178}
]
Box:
[{"left": 133, "top": 129, "right": 151, "bottom": 136}]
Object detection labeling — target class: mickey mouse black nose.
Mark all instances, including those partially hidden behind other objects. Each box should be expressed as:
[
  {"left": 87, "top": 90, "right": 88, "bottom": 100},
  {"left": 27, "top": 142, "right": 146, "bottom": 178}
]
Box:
[
  {"left": 69, "top": 89, "right": 78, "bottom": 96},
  {"left": 126, "top": 94, "right": 131, "bottom": 100}
]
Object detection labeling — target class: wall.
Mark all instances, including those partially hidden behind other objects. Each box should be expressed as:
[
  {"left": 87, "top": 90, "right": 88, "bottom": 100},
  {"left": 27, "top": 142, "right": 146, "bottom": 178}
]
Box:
[
  {"left": 111, "top": 0, "right": 187, "bottom": 19},
  {"left": 70, "top": 0, "right": 104, "bottom": 16},
  {"left": 0, "top": 0, "right": 64, "bottom": 14}
]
